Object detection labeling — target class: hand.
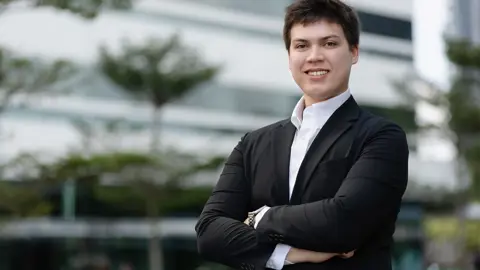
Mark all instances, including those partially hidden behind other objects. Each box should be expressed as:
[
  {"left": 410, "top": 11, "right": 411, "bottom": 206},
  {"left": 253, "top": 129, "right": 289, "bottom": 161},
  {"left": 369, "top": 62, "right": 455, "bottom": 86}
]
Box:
[
  {"left": 287, "top": 247, "right": 355, "bottom": 264},
  {"left": 338, "top": 250, "right": 355, "bottom": 259}
]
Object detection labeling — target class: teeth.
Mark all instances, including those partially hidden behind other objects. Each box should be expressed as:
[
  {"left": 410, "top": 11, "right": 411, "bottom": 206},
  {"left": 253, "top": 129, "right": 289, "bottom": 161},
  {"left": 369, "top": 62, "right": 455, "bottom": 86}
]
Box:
[{"left": 308, "top": 70, "right": 328, "bottom": 76}]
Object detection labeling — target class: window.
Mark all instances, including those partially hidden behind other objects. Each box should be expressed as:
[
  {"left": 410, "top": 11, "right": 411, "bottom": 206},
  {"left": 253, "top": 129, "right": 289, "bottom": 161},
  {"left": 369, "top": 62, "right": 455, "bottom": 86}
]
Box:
[
  {"left": 179, "top": 1, "right": 412, "bottom": 41},
  {"left": 176, "top": 84, "right": 298, "bottom": 118},
  {"left": 179, "top": 0, "right": 292, "bottom": 18},
  {"left": 357, "top": 11, "right": 412, "bottom": 41}
]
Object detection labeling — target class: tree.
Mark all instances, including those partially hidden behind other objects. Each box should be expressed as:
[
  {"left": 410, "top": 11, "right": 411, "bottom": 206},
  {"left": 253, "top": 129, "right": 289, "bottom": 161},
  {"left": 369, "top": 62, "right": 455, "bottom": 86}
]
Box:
[
  {"left": 0, "top": 152, "right": 53, "bottom": 218},
  {"left": 39, "top": 150, "right": 224, "bottom": 270},
  {"left": 0, "top": 0, "right": 134, "bottom": 112},
  {"left": 96, "top": 151, "right": 224, "bottom": 270},
  {"left": 445, "top": 39, "right": 480, "bottom": 199},
  {"left": 98, "top": 35, "right": 220, "bottom": 269},
  {"left": 0, "top": 0, "right": 131, "bottom": 17},
  {"left": 0, "top": 47, "right": 74, "bottom": 115},
  {"left": 0, "top": 1, "right": 80, "bottom": 223},
  {"left": 1, "top": 3, "right": 220, "bottom": 269},
  {"left": 99, "top": 35, "right": 220, "bottom": 152},
  {"left": 395, "top": 38, "right": 480, "bottom": 267}
]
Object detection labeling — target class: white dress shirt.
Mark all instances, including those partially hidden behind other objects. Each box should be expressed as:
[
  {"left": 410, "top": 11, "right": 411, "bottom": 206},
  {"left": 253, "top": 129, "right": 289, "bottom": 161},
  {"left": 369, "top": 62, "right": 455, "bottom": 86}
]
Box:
[{"left": 254, "top": 89, "right": 352, "bottom": 270}]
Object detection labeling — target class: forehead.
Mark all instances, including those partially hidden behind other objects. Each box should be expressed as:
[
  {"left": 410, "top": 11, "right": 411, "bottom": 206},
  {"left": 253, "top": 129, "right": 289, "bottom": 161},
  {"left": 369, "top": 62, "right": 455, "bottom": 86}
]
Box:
[{"left": 290, "top": 20, "right": 346, "bottom": 40}]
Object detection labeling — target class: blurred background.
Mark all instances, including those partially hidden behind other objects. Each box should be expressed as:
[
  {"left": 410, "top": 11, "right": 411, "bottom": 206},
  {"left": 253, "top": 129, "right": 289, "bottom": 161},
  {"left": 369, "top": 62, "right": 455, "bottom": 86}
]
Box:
[{"left": 0, "top": 0, "right": 478, "bottom": 269}]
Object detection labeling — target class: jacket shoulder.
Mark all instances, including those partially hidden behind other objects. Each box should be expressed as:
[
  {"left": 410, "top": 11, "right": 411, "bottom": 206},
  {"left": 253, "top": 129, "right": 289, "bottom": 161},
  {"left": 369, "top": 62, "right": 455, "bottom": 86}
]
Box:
[
  {"left": 358, "top": 109, "right": 408, "bottom": 140},
  {"left": 240, "top": 119, "right": 288, "bottom": 145}
]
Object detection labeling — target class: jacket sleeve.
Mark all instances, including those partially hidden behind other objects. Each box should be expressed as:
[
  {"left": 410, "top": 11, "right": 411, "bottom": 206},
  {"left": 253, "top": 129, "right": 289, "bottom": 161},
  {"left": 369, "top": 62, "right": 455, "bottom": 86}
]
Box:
[
  {"left": 255, "top": 122, "right": 409, "bottom": 253},
  {"left": 195, "top": 133, "right": 276, "bottom": 269}
]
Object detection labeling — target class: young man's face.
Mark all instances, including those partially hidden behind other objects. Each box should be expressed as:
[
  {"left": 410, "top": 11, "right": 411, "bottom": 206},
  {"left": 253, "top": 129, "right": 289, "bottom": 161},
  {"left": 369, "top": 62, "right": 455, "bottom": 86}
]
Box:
[{"left": 288, "top": 19, "right": 359, "bottom": 106}]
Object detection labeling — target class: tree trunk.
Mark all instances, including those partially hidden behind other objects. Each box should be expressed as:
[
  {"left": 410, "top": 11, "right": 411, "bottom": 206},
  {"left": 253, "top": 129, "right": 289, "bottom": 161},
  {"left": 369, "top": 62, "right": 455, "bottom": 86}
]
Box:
[
  {"left": 454, "top": 157, "right": 470, "bottom": 269},
  {"left": 150, "top": 106, "right": 161, "bottom": 153},
  {"left": 148, "top": 226, "right": 164, "bottom": 270},
  {"left": 147, "top": 197, "right": 164, "bottom": 270}
]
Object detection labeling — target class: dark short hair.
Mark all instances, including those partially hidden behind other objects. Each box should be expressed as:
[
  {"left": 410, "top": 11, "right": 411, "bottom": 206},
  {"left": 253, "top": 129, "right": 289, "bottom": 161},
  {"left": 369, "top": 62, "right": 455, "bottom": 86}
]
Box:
[{"left": 283, "top": 0, "right": 360, "bottom": 51}]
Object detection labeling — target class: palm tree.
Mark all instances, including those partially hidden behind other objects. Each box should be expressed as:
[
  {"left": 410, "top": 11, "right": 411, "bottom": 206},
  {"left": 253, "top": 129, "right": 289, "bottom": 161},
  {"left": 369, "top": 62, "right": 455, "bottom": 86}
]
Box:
[
  {"left": 98, "top": 35, "right": 220, "bottom": 270},
  {"left": 99, "top": 35, "right": 220, "bottom": 152}
]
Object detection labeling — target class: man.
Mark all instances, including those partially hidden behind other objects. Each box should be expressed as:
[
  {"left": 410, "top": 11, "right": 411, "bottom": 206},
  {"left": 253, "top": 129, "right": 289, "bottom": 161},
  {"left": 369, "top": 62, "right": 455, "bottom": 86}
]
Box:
[{"left": 195, "top": 0, "right": 409, "bottom": 269}]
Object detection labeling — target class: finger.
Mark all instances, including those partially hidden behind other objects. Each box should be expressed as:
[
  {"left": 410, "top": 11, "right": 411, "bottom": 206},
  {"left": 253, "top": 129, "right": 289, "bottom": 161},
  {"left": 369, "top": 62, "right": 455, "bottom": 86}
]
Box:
[{"left": 340, "top": 251, "right": 355, "bottom": 259}]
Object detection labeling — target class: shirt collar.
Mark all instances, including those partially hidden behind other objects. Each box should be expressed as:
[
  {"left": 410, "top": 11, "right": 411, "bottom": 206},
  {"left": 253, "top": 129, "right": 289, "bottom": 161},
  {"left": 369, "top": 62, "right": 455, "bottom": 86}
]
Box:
[{"left": 291, "top": 89, "right": 352, "bottom": 129}]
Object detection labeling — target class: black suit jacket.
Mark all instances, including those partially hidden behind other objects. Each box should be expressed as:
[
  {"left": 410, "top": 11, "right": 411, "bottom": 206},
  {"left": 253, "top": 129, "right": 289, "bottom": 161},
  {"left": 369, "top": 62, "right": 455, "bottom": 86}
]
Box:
[{"left": 195, "top": 96, "right": 409, "bottom": 270}]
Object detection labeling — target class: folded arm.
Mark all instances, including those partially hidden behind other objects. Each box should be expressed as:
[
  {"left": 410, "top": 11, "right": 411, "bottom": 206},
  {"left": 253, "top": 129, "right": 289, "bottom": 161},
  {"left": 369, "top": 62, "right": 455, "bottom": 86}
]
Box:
[
  {"left": 195, "top": 133, "right": 348, "bottom": 269},
  {"left": 255, "top": 123, "right": 409, "bottom": 253},
  {"left": 195, "top": 133, "right": 276, "bottom": 269}
]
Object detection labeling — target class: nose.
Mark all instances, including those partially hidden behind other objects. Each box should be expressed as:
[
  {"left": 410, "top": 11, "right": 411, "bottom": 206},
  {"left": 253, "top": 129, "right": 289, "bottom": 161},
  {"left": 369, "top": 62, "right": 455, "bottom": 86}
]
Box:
[{"left": 306, "top": 45, "right": 325, "bottom": 63}]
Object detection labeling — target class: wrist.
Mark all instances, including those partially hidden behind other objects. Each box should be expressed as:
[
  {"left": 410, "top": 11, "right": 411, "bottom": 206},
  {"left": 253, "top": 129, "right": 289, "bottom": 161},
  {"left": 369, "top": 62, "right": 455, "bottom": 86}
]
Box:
[
  {"left": 245, "top": 206, "right": 269, "bottom": 228},
  {"left": 286, "top": 248, "right": 307, "bottom": 263}
]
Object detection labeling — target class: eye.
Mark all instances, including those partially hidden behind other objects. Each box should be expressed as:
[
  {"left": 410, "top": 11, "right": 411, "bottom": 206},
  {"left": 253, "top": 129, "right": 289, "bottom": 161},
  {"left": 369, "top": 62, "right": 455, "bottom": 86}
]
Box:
[
  {"left": 325, "top": 41, "right": 337, "bottom": 47},
  {"left": 295, "top": 43, "right": 307, "bottom": 49}
]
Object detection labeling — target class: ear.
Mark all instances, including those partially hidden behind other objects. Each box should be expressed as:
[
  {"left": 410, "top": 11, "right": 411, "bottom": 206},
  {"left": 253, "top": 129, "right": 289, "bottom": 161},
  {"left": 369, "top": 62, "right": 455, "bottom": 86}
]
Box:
[{"left": 351, "top": 45, "right": 359, "bottom": 64}]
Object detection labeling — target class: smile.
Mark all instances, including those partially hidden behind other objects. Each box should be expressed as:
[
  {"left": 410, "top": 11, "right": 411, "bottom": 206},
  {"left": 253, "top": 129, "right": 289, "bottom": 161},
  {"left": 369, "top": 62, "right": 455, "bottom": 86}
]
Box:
[{"left": 307, "top": 70, "right": 329, "bottom": 76}]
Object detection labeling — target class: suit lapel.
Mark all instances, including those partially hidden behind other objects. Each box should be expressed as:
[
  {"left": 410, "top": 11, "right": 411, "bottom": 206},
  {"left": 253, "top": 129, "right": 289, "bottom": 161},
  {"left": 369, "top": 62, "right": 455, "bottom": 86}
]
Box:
[
  {"left": 290, "top": 97, "right": 360, "bottom": 204},
  {"left": 271, "top": 120, "right": 296, "bottom": 206}
]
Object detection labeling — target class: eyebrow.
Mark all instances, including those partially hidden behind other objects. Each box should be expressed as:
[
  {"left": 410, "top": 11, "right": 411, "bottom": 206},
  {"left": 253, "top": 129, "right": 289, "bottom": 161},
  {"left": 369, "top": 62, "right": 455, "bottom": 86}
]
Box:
[{"left": 292, "top": 35, "right": 341, "bottom": 43}]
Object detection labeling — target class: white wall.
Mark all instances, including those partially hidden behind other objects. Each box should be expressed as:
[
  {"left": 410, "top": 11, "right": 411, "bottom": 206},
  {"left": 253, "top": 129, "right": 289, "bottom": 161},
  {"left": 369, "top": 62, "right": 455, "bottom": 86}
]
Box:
[
  {"left": 0, "top": 3, "right": 412, "bottom": 107},
  {"left": 0, "top": 110, "right": 458, "bottom": 189},
  {"left": 0, "top": 1, "right": 458, "bottom": 189},
  {"left": 344, "top": 0, "right": 413, "bottom": 20}
]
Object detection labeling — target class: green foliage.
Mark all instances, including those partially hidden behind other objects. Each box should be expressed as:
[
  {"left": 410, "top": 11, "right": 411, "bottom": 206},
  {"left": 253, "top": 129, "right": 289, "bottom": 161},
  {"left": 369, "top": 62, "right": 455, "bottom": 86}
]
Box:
[
  {"left": 361, "top": 105, "right": 417, "bottom": 132},
  {"left": 1, "top": 0, "right": 131, "bottom": 18},
  {"left": 0, "top": 181, "right": 53, "bottom": 218},
  {"left": 99, "top": 35, "right": 220, "bottom": 108},
  {"left": 424, "top": 216, "right": 480, "bottom": 250},
  {"left": 38, "top": 151, "right": 224, "bottom": 216},
  {"left": 448, "top": 77, "right": 480, "bottom": 135},
  {"left": 444, "top": 40, "right": 480, "bottom": 200},
  {"left": 0, "top": 150, "right": 222, "bottom": 218},
  {"left": 395, "top": 39, "right": 480, "bottom": 201},
  {"left": 447, "top": 39, "right": 480, "bottom": 69},
  {"left": 0, "top": 0, "right": 12, "bottom": 6},
  {"left": 93, "top": 185, "right": 213, "bottom": 217},
  {"left": 465, "top": 144, "right": 480, "bottom": 199},
  {"left": 0, "top": 149, "right": 223, "bottom": 218},
  {"left": 0, "top": 47, "right": 75, "bottom": 113}
]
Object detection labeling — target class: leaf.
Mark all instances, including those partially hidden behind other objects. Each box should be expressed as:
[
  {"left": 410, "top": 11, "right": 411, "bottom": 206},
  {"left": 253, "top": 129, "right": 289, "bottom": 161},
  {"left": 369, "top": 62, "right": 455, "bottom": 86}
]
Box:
[
  {"left": 99, "top": 35, "right": 221, "bottom": 108},
  {"left": 0, "top": 181, "right": 52, "bottom": 217},
  {"left": 392, "top": 38, "right": 480, "bottom": 202},
  {"left": 446, "top": 39, "right": 480, "bottom": 69},
  {"left": 0, "top": 47, "right": 76, "bottom": 113},
  {"left": 33, "top": 0, "right": 132, "bottom": 19}
]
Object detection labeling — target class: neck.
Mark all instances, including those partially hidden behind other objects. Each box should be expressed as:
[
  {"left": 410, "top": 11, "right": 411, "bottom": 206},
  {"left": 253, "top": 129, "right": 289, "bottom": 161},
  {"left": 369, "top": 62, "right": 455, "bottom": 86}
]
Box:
[{"left": 303, "top": 88, "right": 348, "bottom": 107}]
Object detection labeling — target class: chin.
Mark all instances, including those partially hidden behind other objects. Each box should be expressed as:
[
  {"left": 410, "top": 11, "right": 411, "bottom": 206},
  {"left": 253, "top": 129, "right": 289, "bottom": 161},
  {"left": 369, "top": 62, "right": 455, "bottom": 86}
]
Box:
[{"left": 304, "top": 89, "right": 330, "bottom": 100}]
